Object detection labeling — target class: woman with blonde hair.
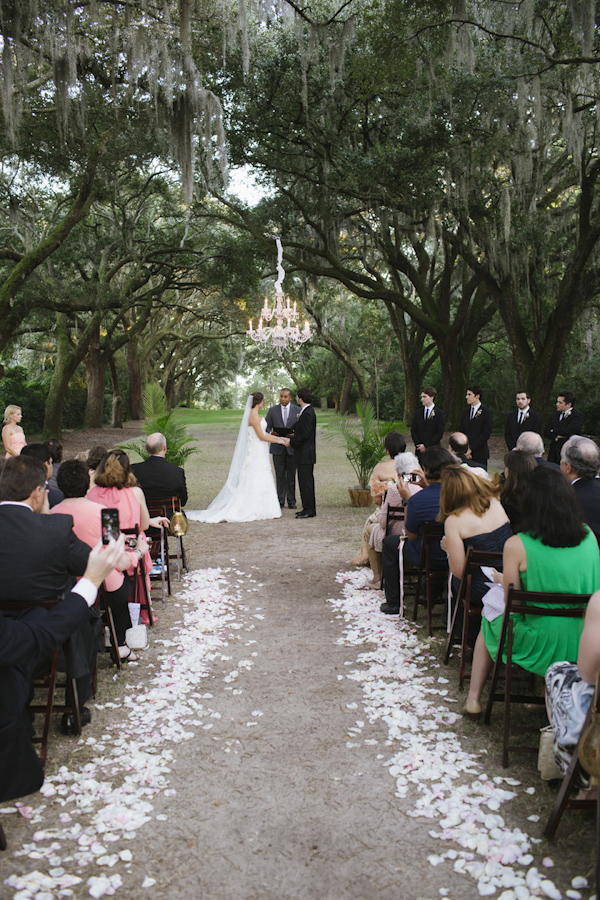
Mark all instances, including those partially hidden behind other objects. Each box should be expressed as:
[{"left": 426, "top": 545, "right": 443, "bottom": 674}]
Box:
[
  {"left": 439, "top": 465, "right": 512, "bottom": 646},
  {"left": 2, "top": 405, "right": 26, "bottom": 458}
]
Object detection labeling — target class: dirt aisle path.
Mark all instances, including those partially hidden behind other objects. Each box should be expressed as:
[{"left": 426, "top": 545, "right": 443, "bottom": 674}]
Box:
[{"left": 1, "top": 422, "right": 595, "bottom": 899}]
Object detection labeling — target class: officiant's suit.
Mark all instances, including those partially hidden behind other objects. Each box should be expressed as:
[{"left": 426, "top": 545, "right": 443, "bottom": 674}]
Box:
[
  {"left": 265, "top": 401, "right": 300, "bottom": 508},
  {"left": 0, "top": 504, "right": 97, "bottom": 706},
  {"left": 290, "top": 405, "right": 317, "bottom": 517},
  {"left": 0, "top": 588, "right": 93, "bottom": 802}
]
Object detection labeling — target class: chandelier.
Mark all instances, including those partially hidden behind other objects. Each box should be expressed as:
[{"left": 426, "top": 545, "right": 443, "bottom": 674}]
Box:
[{"left": 247, "top": 238, "right": 312, "bottom": 356}]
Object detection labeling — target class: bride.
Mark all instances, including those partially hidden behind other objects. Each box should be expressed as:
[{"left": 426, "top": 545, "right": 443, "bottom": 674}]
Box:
[{"left": 187, "top": 392, "right": 289, "bottom": 523}]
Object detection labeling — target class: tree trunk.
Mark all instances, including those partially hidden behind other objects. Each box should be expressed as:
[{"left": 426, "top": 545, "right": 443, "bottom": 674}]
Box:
[
  {"left": 340, "top": 369, "right": 354, "bottom": 414},
  {"left": 83, "top": 331, "right": 107, "bottom": 428},
  {"left": 127, "top": 335, "right": 143, "bottom": 420},
  {"left": 109, "top": 357, "right": 123, "bottom": 428},
  {"left": 43, "top": 315, "right": 79, "bottom": 438}
]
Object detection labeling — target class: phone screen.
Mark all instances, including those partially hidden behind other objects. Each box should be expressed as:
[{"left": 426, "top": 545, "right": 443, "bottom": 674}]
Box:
[{"left": 101, "top": 508, "right": 120, "bottom": 544}]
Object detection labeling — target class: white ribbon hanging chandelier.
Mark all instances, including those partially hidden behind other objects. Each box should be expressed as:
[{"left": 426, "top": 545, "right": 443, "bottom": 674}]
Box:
[{"left": 247, "top": 237, "right": 312, "bottom": 356}]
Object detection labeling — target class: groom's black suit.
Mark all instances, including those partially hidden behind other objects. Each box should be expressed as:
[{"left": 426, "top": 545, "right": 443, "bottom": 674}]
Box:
[
  {"left": 265, "top": 402, "right": 300, "bottom": 507},
  {"left": 290, "top": 405, "right": 317, "bottom": 516}
]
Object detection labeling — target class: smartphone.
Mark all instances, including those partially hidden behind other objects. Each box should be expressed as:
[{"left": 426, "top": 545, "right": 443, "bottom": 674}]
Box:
[
  {"left": 101, "top": 508, "right": 120, "bottom": 544},
  {"left": 403, "top": 473, "right": 419, "bottom": 483}
]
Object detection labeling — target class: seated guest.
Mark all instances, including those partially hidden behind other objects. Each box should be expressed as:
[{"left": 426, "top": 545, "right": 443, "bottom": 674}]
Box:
[
  {"left": 500, "top": 449, "right": 537, "bottom": 531},
  {"left": 51, "top": 460, "right": 141, "bottom": 662},
  {"left": 351, "top": 432, "right": 407, "bottom": 566},
  {"left": 515, "top": 431, "right": 560, "bottom": 469},
  {"left": 44, "top": 438, "right": 63, "bottom": 491},
  {"left": 0, "top": 456, "right": 96, "bottom": 731},
  {"left": 560, "top": 435, "right": 600, "bottom": 545},
  {"left": 89, "top": 452, "right": 169, "bottom": 623},
  {"left": 131, "top": 433, "right": 188, "bottom": 507},
  {"left": 464, "top": 466, "right": 600, "bottom": 715},
  {"left": 448, "top": 432, "right": 490, "bottom": 479},
  {"left": 380, "top": 446, "right": 455, "bottom": 615},
  {"left": 87, "top": 445, "right": 109, "bottom": 488},
  {"left": 21, "top": 443, "right": 64, "bottom": 508},
  {"left": 360, "top": 451, "right": 422, "bottom": 589},
  {"left": 0, "top": 537, "right": 126, "bottom": 805},
  {"left": 439, "top": 465, "right": 512, "bottom": 645},
  {"left": 546, "top": 588, "right": 600, "bottom": 792}
]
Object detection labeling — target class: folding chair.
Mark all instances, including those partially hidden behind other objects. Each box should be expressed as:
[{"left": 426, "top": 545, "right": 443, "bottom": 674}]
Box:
[
  {"left": 385, "top": 505, "right": 405, "bottom": 536},
  {"left": 0, "top": 598, "right": 82, "bottom": 764},
  {"left": 98, "top": 585, "right": 121, "bottom": 671},
  {"left": 147, "top": 496, "right": 189, "bottom": 582},
  {"left": 444, "top": 548, "right": 504, "bottom": 688},
  {"left": 122, "top": 526, "right": 155, "bottom": 626},
  {"left": 411, "top": 521, "right": 448, "bottom": 636},
  {"left": 484, "top": 586, "right": 590, "bottom": 767}
]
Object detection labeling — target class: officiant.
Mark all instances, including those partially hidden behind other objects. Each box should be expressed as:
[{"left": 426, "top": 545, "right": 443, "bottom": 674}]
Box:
[{"left": 266, "top": 388, "right": 300, "bottom": 509}]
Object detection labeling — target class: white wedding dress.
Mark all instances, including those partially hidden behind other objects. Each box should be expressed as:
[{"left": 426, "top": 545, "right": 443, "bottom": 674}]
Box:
[{"left": 187, "top": 400, "right": 282, "bottom": 523}]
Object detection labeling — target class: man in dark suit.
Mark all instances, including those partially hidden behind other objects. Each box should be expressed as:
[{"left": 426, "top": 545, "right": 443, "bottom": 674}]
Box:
[
  {"left": 265, "top": 388, "right": 300, "bottom": 509},
  {"left": 21, "top": 443, "right": 64, "bottom": 508},
  {"left": 411, "top": 386, "right": 445, "bottom": 460},
  {"left": 560, "top": 435, "right": 600, "bottom": 544},
  {"left": 0, "top": 456, "right": 96, "bottom": 728},
  {"left": 131, "top": 433, "right": 188, "bottom": 507},
  {"left": 505, "top": 390, "right": 543, "bottom": 451},
  {"left": 458, "top": 385, "right": 493, "bottom": 470},
  {"left": 515, "top": 431, "right": 561, "bottom": 469},
  {"left": 0, "top": 537, "right": 126, "bottom": 807},
  {"left": 545, "top": 390, "right": 584, "bottom": 464},
  {"left": 290, "top": 388, "right": 317, "bottom": 518}
]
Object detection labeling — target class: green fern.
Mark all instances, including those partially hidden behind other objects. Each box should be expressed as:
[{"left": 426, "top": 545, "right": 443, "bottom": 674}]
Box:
[{"left": 336, "top": 401, "right": 404, "bottom": 489}]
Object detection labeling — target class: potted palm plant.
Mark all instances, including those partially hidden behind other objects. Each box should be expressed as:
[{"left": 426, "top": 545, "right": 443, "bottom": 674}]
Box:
[{"left": 338, "top": 401, "right": 403, "bottom": 506}]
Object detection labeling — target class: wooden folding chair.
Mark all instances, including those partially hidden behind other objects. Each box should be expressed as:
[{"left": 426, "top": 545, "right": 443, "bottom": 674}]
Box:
[
  {"left": 385, "top": 504, "right": 405, "bottom": 536},
  {"left": 122, "top": 526, "right": 155, "bottom": 626},
  {"left": 543, "top": 691, "right": 600, "bottom": 896},
  {"left": 97, "top": 585, "right": 121, "bottom": 671},
  {"left": 411, "top": 521, "right": 448, "bottom": 636},
  {"left": 147, "top": 495, "right": 189, "bottom": 582},
  {"left": 484, "top": 586, "right": 590, "bottom": 767},
  {"left": 0, "top": 598, "right": 82, "bottom": 764},
  {"left": 444, "top": 548, "right": 504, "bottom": 688}
]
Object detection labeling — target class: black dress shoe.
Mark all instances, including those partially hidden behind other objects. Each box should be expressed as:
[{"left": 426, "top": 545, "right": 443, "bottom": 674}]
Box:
[
  {"left": 61, "top": 706, "right": 92, "bottom": 735},
  {"left": 380, "top": 602, "right": 400, "bottom": 615},
  {"left": 296, "top": 511, "right": 316, "bottom": 518}
]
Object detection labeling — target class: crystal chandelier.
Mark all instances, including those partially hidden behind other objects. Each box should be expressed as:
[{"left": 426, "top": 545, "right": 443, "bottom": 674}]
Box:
[{"left": 247, "top": 238, "right": 312, "bottom": 356}]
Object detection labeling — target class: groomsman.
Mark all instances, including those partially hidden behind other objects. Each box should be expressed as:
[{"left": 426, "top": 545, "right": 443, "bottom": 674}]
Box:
[
  {"left": 545, "top": 390, "right": 584, "bottom": 464},
  {"left": 290, "top": 388, "right": 317, "bottom": 518},
  {"left": 266, "top": 388, "right": 300, "bottom": 509},
  {"left": 505, "top": 390, "right": 543, "bottom": 450},
  {"left": 458, "top": 385, "right": 493, "bottom": 470},
  {"left": 411, "top": 387, "right": 445, "bottom": 460}
]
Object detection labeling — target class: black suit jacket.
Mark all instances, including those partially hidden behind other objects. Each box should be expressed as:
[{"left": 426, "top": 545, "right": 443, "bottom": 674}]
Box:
[
  {"left": 0, "top": 590, "right": 92, "bottom": 802},
  {"left": 573, "top": 478, "right": 600, "bottom": 546},
  {"left": 458, "top": 405, "right": 493, "bottom": 464},
  {"left": 411, "top": 406, "right": 445, "bottom": 450},
  {"left": 131, "top": 456, "right": 188, "bottom": 507},
  {"left": 545, "top": 408, "right": 584, "bottom": 463},
  {"left": 504, "top": 409, "right": 543, "bottom": 451},
  {"left": 265, "top": 403, "right": 300, "bottom": 457},
  {"left": 290, "top": 405, "right": 316, "bottom": 465},
  {"left": 0, "top": 506, "right": 90, "bottom": 604}
]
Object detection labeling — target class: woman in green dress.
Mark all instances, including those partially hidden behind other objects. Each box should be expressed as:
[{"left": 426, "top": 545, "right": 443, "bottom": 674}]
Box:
[{"left": 464, "top": 466, "right": 600, "bottom": 715}]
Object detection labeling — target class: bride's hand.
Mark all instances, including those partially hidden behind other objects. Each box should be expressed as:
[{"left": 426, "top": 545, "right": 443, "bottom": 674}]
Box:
[{"left": 280, "top": 437, "right": 290, "bottom": 446}]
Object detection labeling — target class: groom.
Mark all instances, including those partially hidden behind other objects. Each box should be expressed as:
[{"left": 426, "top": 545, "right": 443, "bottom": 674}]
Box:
[
  {"left": 266, "top": 388, "right": 300, "bottom": 509},
  {"left": 290, "top": 388, "right": 317, "bottom": 518}
]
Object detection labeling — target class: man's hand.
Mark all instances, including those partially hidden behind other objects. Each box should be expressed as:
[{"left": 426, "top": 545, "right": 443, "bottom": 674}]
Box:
[
  {"left": 83, "top": 536, "right": 127, "bottom": 588},
  {"left": 416, "top": 443, "right": 425, "bottom": 453}
]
